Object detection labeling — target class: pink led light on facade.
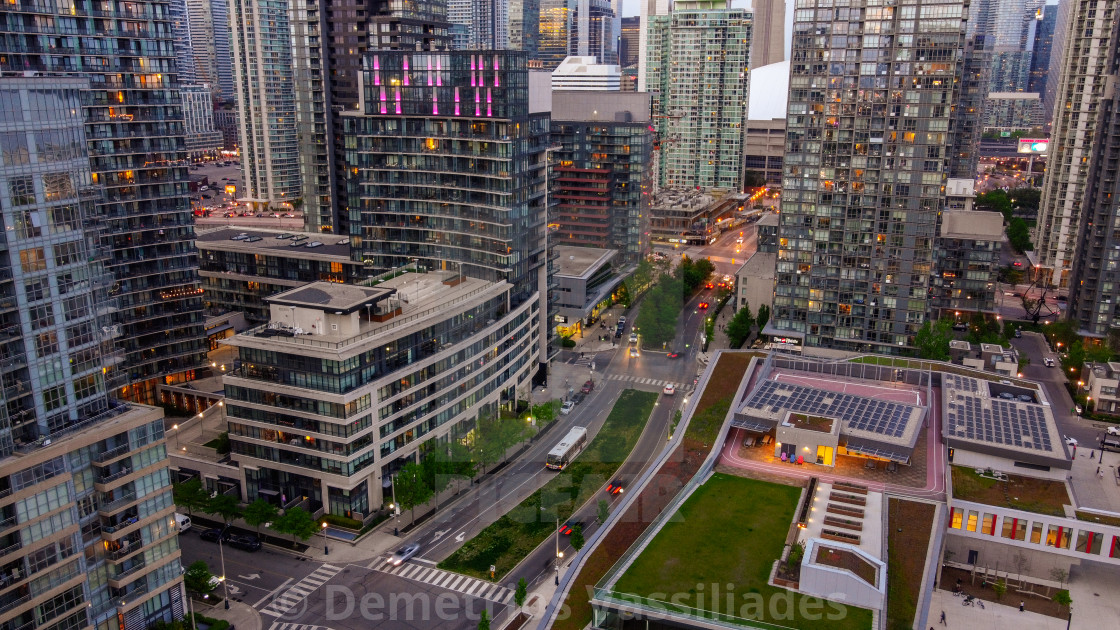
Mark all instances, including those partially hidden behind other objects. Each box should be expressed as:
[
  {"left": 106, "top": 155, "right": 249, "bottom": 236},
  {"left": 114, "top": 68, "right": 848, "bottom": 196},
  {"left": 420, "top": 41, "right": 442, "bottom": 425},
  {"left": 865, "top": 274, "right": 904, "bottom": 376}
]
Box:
[
  {"left": 394, "top": 89, "right": 401, "bottom": 115},
  {"left": 373, "top": 56, "right": 379, "bottom": 70},
  {"left": 486, "top": 88, "right": 491, "bottom": 104},
  {"left": 433, "top": 90, "right": 438, "bottom": 115},
  {"left": 436, "top": 57, "right": 442, "bottom": 86},
  {"left": 494, "top": 56, "right": 499, "bottom": 86},
  {"left": 454, "top": 87, "right": 460, "bottom": 115},
  {"left": 427, "top": 57, "right": 432, "bottom": 86}
]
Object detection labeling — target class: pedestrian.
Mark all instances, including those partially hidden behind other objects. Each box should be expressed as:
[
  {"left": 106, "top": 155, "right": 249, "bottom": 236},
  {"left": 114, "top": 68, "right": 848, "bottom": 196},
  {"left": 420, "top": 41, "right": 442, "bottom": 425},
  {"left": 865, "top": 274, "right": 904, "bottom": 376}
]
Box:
[
  {"left": 1019, "top": 601, "right": 1025, "bottom": 612},
  {"left": 940, "top": 610, "right": 947, "bottom": 625},
  {"left": 1098, "top": 466, "right": 1102, "bottom": 475}
]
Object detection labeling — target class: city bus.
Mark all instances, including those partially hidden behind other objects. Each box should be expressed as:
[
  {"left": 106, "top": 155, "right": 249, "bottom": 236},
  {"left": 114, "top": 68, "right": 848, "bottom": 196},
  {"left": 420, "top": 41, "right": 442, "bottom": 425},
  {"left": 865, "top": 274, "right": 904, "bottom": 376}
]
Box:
[{"left": 546, "top": 426, "right": 588, "bottom": 470}]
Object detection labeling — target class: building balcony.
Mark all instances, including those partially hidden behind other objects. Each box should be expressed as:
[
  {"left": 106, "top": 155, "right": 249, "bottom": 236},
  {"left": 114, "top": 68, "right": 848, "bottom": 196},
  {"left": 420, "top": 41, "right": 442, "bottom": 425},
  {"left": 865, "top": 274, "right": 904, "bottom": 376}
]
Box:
[{"left": 93, "top": 442, "right": 132, "bottom": 466}]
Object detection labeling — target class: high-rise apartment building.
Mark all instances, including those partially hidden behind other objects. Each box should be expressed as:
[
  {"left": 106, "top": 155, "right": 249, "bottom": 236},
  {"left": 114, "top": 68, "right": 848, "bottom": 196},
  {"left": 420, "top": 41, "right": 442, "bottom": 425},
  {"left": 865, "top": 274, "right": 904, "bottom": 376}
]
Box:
[
  {"left": 1041, "top": 0, "right": 1072, "bottom": 126},
  {"left": 751, "top": 0, "right": 787, "bottom": 67},
  {"left": 645, "top": 0, "right": 751, "bottom": 191},
  {"left": 1035, "top": 0, "right": 1118, "bottom": 289},
  {"left": 551, "top": 91, "right": 653, "bottom": 259},
  {"left": 180, "top": 85, "right": 224, "bottom": 160},
  {"left": 0, "top": 0, "right": 208, "bottom": 403},
  {"left": 169, "top": 0, "right": 236, "bottom": 104},
  {"left": 637, "top": 0, "right": 670, "bottom": 92},
  {"left": 1027, "top": 3, "right": 1057, "bottom": 100},
  {"left": 1068, "top": 17, "right": 1120, "bottom": 337},
  {"left": 0, "top": 75, "right": 184, "bottom": 630},
  {"left": 229, "top": 0, "right": 302, "bottom": 211},
  {"left": 169, "top": 0, "right": 199, "bottom": 86},
  {"left": 771, "top": 0, "right": 970, "bottom": 353},
  {"left": 448, "top": 0, "right": 510, "bottom": 49},
  {"left": 974, "top": 0, "right": 1045, "bottom": 93}
]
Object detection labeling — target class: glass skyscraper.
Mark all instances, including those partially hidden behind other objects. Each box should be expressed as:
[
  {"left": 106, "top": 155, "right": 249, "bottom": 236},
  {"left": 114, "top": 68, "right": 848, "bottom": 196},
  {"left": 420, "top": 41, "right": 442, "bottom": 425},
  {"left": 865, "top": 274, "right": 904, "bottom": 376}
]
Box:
[{"left": 0, "top": 0, "right": 208, "bottom": 403}]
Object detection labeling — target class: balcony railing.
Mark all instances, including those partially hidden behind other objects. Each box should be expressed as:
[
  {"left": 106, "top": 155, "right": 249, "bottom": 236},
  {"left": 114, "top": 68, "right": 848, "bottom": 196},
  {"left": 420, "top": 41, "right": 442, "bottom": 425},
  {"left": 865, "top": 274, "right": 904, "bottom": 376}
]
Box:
[
  {"left": 98, "top": 492, "right": 137, "bottom": 514},
  {"left": 98, "top": 467, "right": 133, "bottom": 485}
]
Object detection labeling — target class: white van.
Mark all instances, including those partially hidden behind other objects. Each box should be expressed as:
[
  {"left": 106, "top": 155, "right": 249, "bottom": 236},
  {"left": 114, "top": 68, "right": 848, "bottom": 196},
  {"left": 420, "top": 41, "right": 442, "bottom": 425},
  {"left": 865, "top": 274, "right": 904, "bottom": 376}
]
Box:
[{"left": 175, "top": 513, "right": 192, "bottom": 533}]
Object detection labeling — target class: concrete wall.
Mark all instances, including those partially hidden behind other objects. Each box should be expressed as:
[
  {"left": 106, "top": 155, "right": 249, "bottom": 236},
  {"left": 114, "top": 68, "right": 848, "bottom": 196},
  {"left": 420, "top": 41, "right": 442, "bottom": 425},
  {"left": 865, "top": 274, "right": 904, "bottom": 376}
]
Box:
[
  {"left": 799, "top": 539, "right": 886, "bottom": 611},
  {"left": 949, "top": 450, "right": 1069, "bottom": 481}
]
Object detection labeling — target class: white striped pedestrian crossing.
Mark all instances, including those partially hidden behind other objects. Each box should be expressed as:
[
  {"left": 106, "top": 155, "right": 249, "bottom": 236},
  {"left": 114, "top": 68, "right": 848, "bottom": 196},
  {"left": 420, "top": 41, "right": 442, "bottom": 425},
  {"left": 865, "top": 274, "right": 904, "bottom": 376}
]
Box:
[
  {"left": 269, "top": 624, "right": 333, "bottom": 630},
  {"left": 375, "top": 560, "right": 514, "bottom": 604},
  {"left": 606, "top": 373, "right": 684, "bottom": 389},
  {"left": 259, "top": 564, "right": 343, "bottom": 618}
]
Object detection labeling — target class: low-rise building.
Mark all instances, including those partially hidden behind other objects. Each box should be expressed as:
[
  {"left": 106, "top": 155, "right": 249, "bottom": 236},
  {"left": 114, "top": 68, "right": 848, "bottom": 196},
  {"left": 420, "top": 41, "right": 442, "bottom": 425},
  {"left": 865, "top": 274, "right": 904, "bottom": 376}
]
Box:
[
  {"left": 1081, "top": 362, "right": 1120, "bottom": 416},
  {"left": 553, "top": 246, "right": 622, "bottom": 337},
  {"left": 648, "top": 190, "right": 741, "bottom": 246},
  {"left": 983, "top": 92, "right": 1043, "bottom": 132},
  {"left": 551, "top": 56, "right": 621, "bottom": 91},
  {"left": 735, "top": 252, "right": 776, "bottom": 312},
  {"left": 756, "top": 212, "right": 779, "bottom": 253},
  {"left": 222, "top": 272, "right": 540, "bottom": 516},
  {"left": 196, "top": 227, "right": 362, "bottom": 324}
]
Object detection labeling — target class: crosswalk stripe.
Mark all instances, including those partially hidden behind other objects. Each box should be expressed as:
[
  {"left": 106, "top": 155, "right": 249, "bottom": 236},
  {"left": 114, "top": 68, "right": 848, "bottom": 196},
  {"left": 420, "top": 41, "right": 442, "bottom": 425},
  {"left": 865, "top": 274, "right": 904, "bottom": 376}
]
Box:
[
  {"left": 465, "top": 580, "right": 484, "bottom": 595},
  {"left": 259, "top": 564, "right": 343, "bottom": 617},
  {"left": 435, "top": 572, "right": 456, "bottom": 588},
  {"left": 371, "top": 562, "right": 514, "bottom": 603}
]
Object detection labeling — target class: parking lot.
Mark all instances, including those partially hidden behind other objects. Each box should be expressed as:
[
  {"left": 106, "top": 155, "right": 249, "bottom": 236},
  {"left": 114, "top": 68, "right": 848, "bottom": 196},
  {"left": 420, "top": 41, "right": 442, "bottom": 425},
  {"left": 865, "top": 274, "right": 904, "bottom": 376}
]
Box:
[{"left": 189, "top": 160, "right": 305, "bottom": 224}]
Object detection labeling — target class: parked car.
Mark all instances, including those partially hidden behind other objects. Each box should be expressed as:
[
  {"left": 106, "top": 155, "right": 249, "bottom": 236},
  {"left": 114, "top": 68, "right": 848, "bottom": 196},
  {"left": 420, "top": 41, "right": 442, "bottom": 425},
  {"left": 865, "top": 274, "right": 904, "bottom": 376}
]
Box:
[
  {"left": 581, "top": 379, "right": 595, "bottom": 394},
  {"left": 228, "top": 534, "right": 261, "bottom": 552},
  {"left": 1107, "top": 426, "right": 1120, "bottom": 436},
  {"left": 199, "top": 527, "right": 229, "bottom": 543},
  {"left": 571, "top": 392, "right": 586, "bottom": 405},
  {"left": 560, "top": 401, "right": 575, "bottom": 415},
  {"left": 175, "top": 513, "right": 192, "bottom": 533},
  {"left": 388, "top": 542, "right": 421, "bottom": 566}
]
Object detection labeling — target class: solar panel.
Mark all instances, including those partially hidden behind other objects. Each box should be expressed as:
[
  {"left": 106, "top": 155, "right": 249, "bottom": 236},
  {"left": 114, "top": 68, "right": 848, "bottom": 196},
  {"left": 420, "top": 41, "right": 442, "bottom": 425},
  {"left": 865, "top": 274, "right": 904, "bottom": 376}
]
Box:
[{"left": 743, "top": 380, "right": 919, "bottom": 439}]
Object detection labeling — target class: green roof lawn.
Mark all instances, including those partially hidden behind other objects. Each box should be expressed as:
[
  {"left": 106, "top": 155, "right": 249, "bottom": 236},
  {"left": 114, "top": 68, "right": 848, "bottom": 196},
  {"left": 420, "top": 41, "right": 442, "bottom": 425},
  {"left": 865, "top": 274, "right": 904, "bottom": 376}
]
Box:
[{"left": 612, "top": 474, "right": 873, "bottom": 630}]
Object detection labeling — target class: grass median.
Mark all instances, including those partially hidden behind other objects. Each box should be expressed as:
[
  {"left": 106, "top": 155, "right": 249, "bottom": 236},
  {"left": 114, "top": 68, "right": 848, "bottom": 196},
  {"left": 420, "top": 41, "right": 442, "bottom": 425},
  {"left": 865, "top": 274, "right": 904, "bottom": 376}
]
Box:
[{"left": 438, "top": 389, "right": 659, "bottom": 580}]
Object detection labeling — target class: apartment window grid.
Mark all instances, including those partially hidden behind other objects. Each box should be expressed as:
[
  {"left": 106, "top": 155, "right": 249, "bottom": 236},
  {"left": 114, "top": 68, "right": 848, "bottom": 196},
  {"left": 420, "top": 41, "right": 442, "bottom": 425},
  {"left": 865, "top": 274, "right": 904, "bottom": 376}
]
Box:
[{"left": 773, "top": 0, "right": 966, "bottom": 353}]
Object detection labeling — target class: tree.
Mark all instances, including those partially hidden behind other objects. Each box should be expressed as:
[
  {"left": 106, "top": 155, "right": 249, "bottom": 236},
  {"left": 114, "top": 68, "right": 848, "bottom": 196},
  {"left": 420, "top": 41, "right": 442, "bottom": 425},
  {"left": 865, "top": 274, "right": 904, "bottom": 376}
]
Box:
[
  {"left": 992, "top": 578, "right": 1007, "bottom": 601},
  {"left": 514, "top": 577, "right": 528, "bottom": 610},
  {"left": 205, "top": 493, "right": 241, "bottom": 524},
  {"left": 597, "top": 499, "right": 610, "bottom": 524},
  {"left": 756, "top": 304, "right": 770, "bottom": 332},
  {"left": 394, "top": 461, "right": 433, "bottom": 523},
  {"left": 726, "top": 303, "right": 755, "bottom": 349},
  {"left": 213, "top": 431, "right": 231, "bottom": 455},
  {"left": 271, "top": 506, "right": 318, "bottom": 546},
  {"left": 478, "top": 609, "right": 490, "bottom": 630},
  {"left": 570, "top": 524, "right": 585, "bottom": 552},
  {"left": 744, "top": 170, "right": 767, "bottom": 188},
  {"left": 474, "top": 414, "right": 531, "bottom": 472},
  {"left": 1049, "top": 567, "right": 1069, "bottom": 590},
  {"left": 173, "top": 478, "right": 209, "bottom": 517},
  {"left": 1052, "top": 589, "right": 1072, "bottom": 610},
  {"left": 243, "top": 498, "right": 279, "bottom": 536},
  {"left": 913, "top": 319, "right": 953, "bottom": 361},
  {"left": 786, "top": 541, "right": 806, "bottom": 570},
  {"left": 183, "top": 560, "right": 216, "bottom": 595},
  {"left": 1008, "top": 217, "right": 1033, "bottom": 253}
]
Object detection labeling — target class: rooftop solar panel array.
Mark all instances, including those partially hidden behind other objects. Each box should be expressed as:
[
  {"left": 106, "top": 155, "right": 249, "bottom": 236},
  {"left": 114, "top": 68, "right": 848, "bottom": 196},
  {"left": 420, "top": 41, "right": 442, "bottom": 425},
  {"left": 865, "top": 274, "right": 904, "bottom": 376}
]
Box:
[
  {"left": 743, "top": 380, "right": 918, "bottom": 439},
  {"left": 945, "top": 394, "right": 1055, "bottom": 451}
]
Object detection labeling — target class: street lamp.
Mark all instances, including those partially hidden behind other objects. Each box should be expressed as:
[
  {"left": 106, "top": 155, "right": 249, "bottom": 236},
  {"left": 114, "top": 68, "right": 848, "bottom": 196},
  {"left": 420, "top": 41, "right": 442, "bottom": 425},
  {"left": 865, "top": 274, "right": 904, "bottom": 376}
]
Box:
[
  {"left": 321, "top": 521, "right": 329, "bottom": 555},
  {"left": 217, "top": 535, "right": 230, "bottom": 609},
  {"left": 389, "top": 474, "right": 401, "bottom": 536},
  {"left": 554, "top": 514, "right": 564, "bottom": 585}
]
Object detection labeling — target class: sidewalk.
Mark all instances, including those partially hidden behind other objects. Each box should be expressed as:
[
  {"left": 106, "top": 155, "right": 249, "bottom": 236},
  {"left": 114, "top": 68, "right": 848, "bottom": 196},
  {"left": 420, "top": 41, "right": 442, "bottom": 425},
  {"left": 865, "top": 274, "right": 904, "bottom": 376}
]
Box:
[{"left": 192, "top": 599, "right": 262, "bottom": 630}]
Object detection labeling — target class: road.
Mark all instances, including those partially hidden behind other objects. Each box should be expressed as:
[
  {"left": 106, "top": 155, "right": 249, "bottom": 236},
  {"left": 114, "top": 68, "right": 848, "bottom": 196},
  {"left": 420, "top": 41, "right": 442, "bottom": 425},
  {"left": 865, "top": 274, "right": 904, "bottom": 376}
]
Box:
[
  {"left": 178, "top": 222, "right": 758, "bottom": 628},
  {"left": 1009, "top": 333, "right": 1109, "bottom": 448}
]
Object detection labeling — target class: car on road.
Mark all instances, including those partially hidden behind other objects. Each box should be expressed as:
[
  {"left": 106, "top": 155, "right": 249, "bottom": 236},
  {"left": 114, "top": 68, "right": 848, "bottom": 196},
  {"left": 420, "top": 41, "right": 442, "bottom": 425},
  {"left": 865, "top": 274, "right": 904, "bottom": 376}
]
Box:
[
  {"left": 705, "top": 282, "right": 714, "bottom": 290},
  {"left": 199, "top": 528, "right": 229, "bottom": 543},
  {"left": 663, "top": 384, "right": 676, "bottom": 395},
  {"left": 1066, "top": 437, "right": 1079, "bottom": 447},
  {"left": 606, "top": 479, "right": 625, "bottom": 495},
  {"left": 560, "top": 401, "right": 575, "bottom": 415},
  {"left": 629, "top": 332, "right": 638, "bottom": 344},
  {"left": 1107, "top": 426, "right": 1120, "bottom": 436},
  {"left": 667, "top": 351, "right": 680, "bottom": 359},
  {"left": 1044, "top": 357, "right": 1055, "bottom": 367},
  {"left": 558, "top": 519, "right": 583, "bottom": 535},
  {"left": 228, "top": 534, "right": 261, "bottom": 552},
  {"left": 1014, "top": 328, "right": 1022, "bottom": 338},
  {"left": 698, "top": 301, "right": 710, "bottom": 309},
  {"left": 1012, "top": 261, "right": 1023, "bottom": 267},
  {"left": 388, "top": 542, "right": 421, "bottom": 566},
  {"left": 581, "top": 379, "right": 595, "bottom": 394},
  {"left": 629, "top": 347, "right": 639, "bottom": 358},
  {"left": 952, "top": 323, "right": 967, "bottom": 331},
  {"left": 571, "top": 392, "right": 586, "bottom": 405}
]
